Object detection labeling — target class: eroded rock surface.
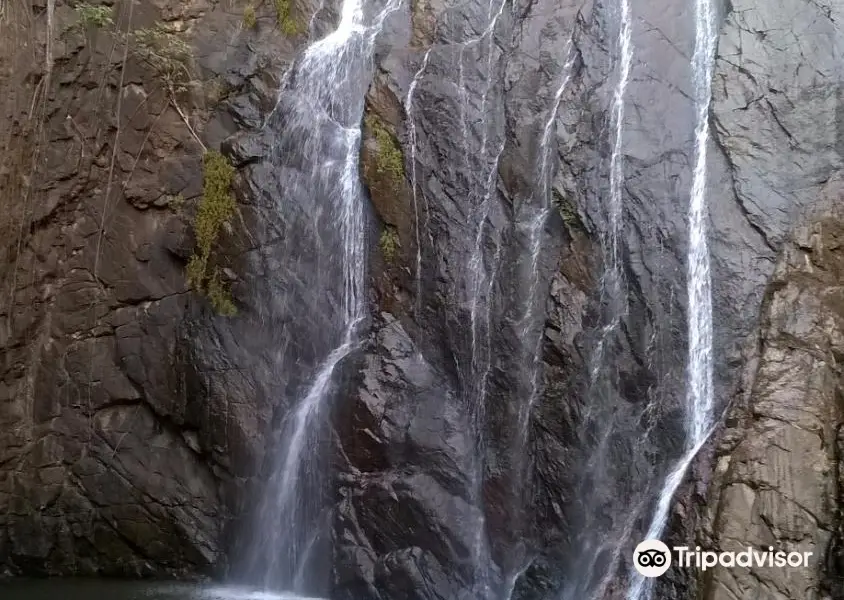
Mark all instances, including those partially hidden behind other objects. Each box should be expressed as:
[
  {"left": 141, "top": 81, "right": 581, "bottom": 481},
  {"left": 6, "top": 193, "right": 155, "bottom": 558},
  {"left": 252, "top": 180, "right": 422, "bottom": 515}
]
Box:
[
  {"left": 698, "top": 183, "right": 844, "bottom": 600},
  {"left": 0, "top": 0, "right": 300, "bottom": 577}
]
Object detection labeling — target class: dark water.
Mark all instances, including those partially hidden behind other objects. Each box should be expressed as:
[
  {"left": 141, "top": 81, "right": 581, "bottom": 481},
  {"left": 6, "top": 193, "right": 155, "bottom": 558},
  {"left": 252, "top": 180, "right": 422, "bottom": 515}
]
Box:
[{"left": 0, "top": 580, "right": 325, "bottom": 600}]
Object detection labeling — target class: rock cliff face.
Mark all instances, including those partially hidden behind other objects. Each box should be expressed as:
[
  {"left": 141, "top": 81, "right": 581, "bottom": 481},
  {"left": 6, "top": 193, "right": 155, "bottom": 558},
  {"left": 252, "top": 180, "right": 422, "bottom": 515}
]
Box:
[
  {"left": 0, "top": 0, "right": 843, "bottom": 597},
  {"left": 0, "top": 0, "right": 300, "bottom": 577},
  {"left": 697, "top": 185, "right": 844, "bottom": 600}
]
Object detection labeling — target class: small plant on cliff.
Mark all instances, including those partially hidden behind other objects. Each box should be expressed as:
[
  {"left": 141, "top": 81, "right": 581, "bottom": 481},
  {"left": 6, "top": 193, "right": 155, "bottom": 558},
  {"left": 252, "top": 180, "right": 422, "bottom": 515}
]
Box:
[
  {"left": 73, "top": 3, "right": 113, "bottom": 28},
  {"left": 128, "top": 24, "right": 193, "bottom": 90},
  {"left": 365, "top": 114, "right": 405, "bottom": 186},
  {"left": 274, "top": 0, "right": 300, "bottom": 35},
  {"left": 379, "top": 227, "right": 400, "bottom": 264},
  {"left": 187, "top": 150, "right": 238, "bottom": 315},
  {"left": 207, "top": 270, "right": 238, "bottom": 316},
  {"left": 553, "top": 189, "right": 583, "bottom": 231},
  {"left": 243, "top": 4, "right": 257, "bottom": 29}
]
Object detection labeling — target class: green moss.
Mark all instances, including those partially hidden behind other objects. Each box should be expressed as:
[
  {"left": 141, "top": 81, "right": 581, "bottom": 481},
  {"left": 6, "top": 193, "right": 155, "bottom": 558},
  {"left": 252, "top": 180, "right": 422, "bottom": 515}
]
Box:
[
  {"left": 553, "top": 189, "right": 583, "bottom": 231},
  {"left": 187, "top": 150, "right": 238, "bottom": 315},
  {"left": 274, "top": 0, "right": 301, "bottom": 35},
  {"left": 208, "top": 271, "right": 238, "bottom": 316},
  {"left": 73, "top": 2, "right": 113, "bottom": 28},
  {"left": 379, "top": 227, "right": 400, "bottom": 264},
  {"left": 365, "top": 114, "right": 405, "bottom": 187},
  {"left": 243, "top": 4, "right": 257, "bottom": 29}
]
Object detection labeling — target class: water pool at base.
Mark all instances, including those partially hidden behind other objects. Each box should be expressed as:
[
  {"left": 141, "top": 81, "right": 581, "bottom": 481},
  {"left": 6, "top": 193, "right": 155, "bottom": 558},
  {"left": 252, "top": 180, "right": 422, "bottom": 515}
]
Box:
[{"left": 0, "top": 580, "right": 326, "bottom": 600}]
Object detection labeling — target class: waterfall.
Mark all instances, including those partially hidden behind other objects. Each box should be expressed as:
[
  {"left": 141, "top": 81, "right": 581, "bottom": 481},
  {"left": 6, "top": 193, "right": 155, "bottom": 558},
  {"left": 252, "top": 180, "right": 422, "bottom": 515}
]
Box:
[
  {"left": 516, "top": 40, "right": 575, "bottom": 448},
  {"left": 589, "top": 0, "right": 633, "bottom": 384},
  {"left": 238, "top": 0, "right": 400, "bottom": 593},
  {"left": 624, "top": 0, "right": 718, "bottom": 596},
  {"left": 452, "top": 0, "right": 508, "bottom": 595},
  {"left": 498, "top": 42, "right": 577, "bottom": 600},
  {"left": 607, "top": 0, "right": 632, "bottom": 275}
]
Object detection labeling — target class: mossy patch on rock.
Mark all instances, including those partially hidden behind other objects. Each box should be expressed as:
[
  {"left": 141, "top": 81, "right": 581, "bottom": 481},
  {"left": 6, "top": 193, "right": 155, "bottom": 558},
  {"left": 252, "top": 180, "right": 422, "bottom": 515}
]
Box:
[
  {"left": 207, "top": 270, "right": 237, "bottom": 316},
  {"left": 274, "top": 0, "right": 301, "bottom": 35},
  {"left": 72, "top": 3, "right": 113, "bottom": 29},
  {"left": 364, "top": 114, "right": 405, "bottom": 187},
  {"left": 380, "top": 226, "right": 400, "bottom": 264},
  {"left": 553, "top": 189, "right": 584, "bottom": 231},
  {"left": 187, "top": 150, "right": 238, "bottom": 315},
  {"left": 243, "top": 4, "right": 257, "bottom": 29}
]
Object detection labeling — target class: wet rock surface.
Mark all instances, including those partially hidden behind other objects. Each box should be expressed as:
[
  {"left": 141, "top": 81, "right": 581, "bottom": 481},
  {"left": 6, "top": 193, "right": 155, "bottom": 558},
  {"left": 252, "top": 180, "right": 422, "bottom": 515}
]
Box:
[{"left": 1, "top": 0, "right": 844, "bottom": 595}]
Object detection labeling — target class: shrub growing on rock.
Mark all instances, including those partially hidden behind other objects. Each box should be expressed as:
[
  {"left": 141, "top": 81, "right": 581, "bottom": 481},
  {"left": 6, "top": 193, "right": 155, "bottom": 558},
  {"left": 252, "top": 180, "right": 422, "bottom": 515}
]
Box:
[
  {"left": 379, "top": 227, "right": 400, "bottom": 264},
  {"left": 365, "top": 114, "right": 405, "bottom": 187},
  {"left": 73, "top": 2, "right": 113, "bottom": 28},
  {"left": 187, "top": 150, "right": 238, "bottom": 315},
  {"left": 128, "top": 24, "right": 193, "bottom": 90},
  {"left": 243, "top": 5, "right": 257, "bottom": 29},
  {"left": 274, "top": 0, "right": 300, "bottom": 35}
]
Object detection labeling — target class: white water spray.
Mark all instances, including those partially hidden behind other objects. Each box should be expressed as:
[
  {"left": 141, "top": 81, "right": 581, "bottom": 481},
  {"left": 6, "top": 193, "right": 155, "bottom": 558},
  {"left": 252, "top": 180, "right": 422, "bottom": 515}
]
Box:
[
  {"left": 625, "top": 0, "right": 718, "bottom": 596},
  {"left": 608, "top": 0, "right": 632, "bottom": 272}
]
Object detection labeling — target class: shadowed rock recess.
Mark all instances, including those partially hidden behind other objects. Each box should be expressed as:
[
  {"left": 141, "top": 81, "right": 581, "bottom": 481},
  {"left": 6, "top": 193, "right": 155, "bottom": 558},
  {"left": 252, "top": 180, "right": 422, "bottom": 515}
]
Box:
[{"left": 1, "top": 0, "right": 843, "bottom": 596}]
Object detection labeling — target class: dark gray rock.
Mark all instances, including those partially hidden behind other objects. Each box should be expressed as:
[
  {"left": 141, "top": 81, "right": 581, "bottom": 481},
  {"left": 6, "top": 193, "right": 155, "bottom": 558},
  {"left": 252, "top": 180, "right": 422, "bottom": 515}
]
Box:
[
  {"left": 333, "top": 313, "right": 477, "bottom": 597},
  {"left": 0, "top": 0, "right": 301, "bottom": 578}
]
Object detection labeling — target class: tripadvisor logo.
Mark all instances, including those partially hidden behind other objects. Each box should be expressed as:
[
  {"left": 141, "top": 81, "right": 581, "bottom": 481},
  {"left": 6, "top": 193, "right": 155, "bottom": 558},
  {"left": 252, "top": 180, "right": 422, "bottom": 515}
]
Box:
[
  {"left": 633, "top": 540, "right": 672, "bottom": 577},
  {"left": 633, "top": 539, "right": 813, "bottom": 578}
]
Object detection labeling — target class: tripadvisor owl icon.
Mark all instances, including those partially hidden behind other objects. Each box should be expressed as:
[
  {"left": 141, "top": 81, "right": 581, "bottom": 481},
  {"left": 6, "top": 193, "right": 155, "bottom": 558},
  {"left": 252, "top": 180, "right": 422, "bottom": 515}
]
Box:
[{"left": 633, "top": 539, "right": 672, "bottom": 577}]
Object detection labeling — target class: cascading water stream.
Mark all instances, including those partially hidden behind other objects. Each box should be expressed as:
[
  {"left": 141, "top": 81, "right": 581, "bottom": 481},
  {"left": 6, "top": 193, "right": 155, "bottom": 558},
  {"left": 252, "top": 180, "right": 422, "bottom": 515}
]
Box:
[
  {"left": 498, "top": 42, "right": 576, "bottom": 600},
  {"left": 516, "top": 40, "right": 575, "bottom": 444},
  {"left": 452, "top": 0, "right": 508, "bottom": 595},
  {"left": 587, "top": 0, "right": 633, "bottom": 391},
  {"left": 465, "top": 0, "right": 507, "bottom": 403},
  {"left": 625, "top": 0, "right": 718, "bottom": 596},
  {"left": 569, "top": 18, "right": 635, "bottom": 550},
  {"left": 556, "top": 5, "right": 636, "bottom": 598},
  {"left": 405, "top": 47, "right": 433, "bottom": 319},
  {"left": 239, "top": 0, "right": 400, "bottom": 593}
]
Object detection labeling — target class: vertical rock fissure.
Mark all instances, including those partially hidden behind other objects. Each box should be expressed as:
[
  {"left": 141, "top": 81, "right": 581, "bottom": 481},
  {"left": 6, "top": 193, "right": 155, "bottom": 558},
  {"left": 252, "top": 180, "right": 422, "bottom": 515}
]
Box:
[{"left": 406, "top": 47, "right": 433, "bottom": 321}]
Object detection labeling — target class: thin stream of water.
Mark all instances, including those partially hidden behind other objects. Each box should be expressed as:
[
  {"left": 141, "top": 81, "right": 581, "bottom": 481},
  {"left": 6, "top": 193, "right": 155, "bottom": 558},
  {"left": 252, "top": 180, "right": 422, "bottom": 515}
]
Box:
[
  {"left": 625, "top": 0, "right": 718, "bottom": 595},
  {"left": 405, "top": 48, "right": 433, "bottom": 318},
  {"left": 517, "top": 40, "right": 576, "bottom": 438},
  {"left": 454, "top": 0, "right": 508, "bottom": 594},
  {"left": 555, "top": 4, "right": 635, "bottom": 597},
  {"left": 585, "top": 0, "right": 633, "bottom": 410},
  {"left": 497, "top": 46, "right": 577, "bottom": 597}
]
